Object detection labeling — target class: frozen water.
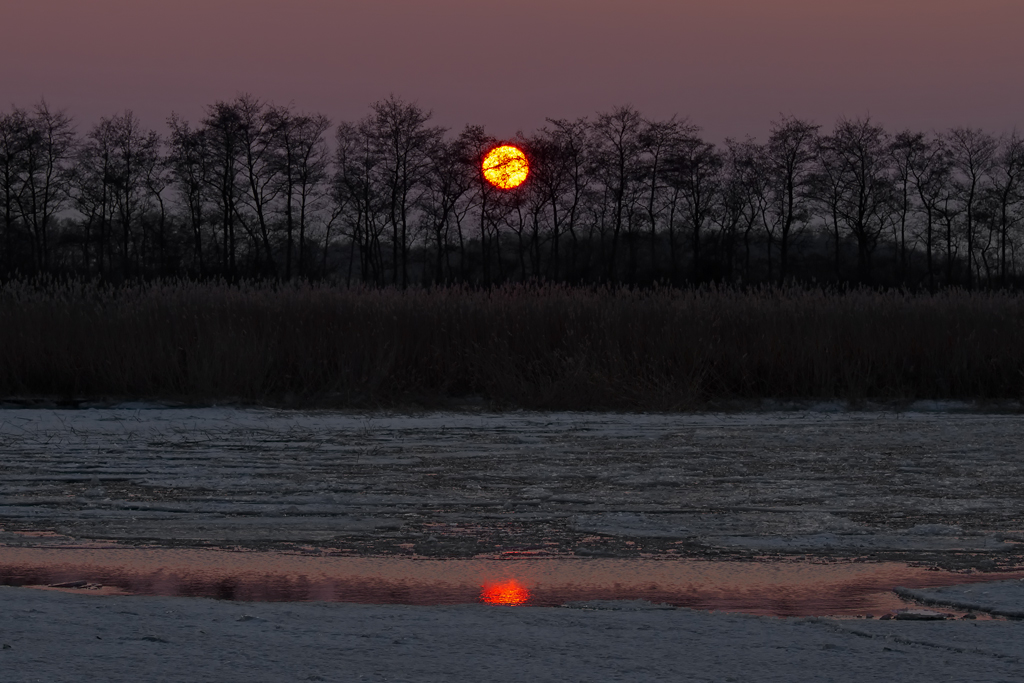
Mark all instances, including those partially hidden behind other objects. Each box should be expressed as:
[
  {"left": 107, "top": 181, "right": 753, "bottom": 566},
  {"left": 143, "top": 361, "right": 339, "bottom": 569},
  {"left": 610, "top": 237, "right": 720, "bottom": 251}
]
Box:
[
  {"left": 897, "top": 579, "right": 1024, "bottom": 618},
  {"left": 1, "top": 586, "right": 1023, "bottom": 682},
  {"left": 0, "top": 408, "right": 1023, "bottom": 566},
  {"left": 3, "top": 408, "right": 1024, "bottom": 680},
  {"left": 7, "top": 546, "right": 1007, "bottom": 617}
]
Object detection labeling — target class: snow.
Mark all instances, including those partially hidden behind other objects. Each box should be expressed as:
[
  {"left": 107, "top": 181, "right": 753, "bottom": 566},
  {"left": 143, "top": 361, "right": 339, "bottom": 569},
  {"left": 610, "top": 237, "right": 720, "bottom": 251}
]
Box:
[
  {"left": 3, "top": 407, "right": 1024, "bottom": 680},
  {"left": 2, "top": 586, "right": 1023, "bottom": 682}
]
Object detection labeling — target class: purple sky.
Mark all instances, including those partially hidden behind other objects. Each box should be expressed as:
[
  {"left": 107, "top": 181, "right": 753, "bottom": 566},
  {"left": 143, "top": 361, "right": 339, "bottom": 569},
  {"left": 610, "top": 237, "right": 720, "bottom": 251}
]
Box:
[{"left": 3, "top": 0, "right": 1022, "bottom": 140}]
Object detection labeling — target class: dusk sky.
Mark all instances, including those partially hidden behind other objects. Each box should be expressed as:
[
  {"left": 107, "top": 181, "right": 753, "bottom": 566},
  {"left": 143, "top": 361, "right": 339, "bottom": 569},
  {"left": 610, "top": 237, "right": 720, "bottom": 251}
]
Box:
[{"left": 2, "top": 0, "right": 1022, "bottom": 140}]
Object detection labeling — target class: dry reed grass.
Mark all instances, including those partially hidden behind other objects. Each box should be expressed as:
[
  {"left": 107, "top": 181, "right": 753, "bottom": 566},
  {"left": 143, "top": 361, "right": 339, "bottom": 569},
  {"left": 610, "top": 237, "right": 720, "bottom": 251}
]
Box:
[{"left": 1, "top": 281, "right": 1022, "bottom": 410}]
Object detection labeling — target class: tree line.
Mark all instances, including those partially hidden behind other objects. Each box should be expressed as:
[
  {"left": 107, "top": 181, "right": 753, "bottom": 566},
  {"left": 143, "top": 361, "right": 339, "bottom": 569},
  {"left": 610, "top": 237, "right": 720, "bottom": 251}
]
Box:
[{"left": 1, "top": 96, "right": 1022, "bottom": 289}]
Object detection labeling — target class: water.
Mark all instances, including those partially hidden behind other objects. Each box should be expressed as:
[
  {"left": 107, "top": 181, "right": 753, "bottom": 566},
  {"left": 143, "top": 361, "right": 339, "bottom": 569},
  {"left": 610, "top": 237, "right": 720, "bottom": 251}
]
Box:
[
  {"left": 3, "top": 408, "right": 1024, "bottom": 621},
  {"left": 3, "top": 408, "right": 1023, "bottom": 564},
  {"left": 2, "top": 547, "right": 1018, "bottom": 617}
]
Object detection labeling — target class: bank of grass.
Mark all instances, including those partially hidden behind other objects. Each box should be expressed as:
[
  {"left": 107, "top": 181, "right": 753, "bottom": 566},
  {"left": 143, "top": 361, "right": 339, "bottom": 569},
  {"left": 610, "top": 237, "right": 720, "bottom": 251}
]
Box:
[{"left": 0, "top": 281, "right": 1022, "bottom": 410}]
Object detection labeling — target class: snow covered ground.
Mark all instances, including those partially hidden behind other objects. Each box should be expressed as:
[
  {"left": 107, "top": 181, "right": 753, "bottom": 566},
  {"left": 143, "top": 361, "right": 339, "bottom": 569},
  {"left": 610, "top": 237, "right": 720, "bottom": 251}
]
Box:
[
  {"left": 1, "top": 407, "right": 1022, "bottom": 566},
  {"left": 2, "top": 585, "right": 1024, "bottom": 682},
  {"left": 3, "top": 407, "right": 1024, "bottom": 681}
]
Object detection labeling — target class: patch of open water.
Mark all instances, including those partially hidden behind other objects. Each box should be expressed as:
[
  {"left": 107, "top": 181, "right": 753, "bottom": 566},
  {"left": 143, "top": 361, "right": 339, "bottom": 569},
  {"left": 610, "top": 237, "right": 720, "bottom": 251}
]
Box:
[{"left": 1, "top": 547, "right": 1019, "bottom": 618}]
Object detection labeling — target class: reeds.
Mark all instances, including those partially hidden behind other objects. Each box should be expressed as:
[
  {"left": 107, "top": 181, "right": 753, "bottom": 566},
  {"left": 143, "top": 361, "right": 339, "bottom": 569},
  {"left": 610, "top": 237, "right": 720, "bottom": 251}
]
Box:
[{"left": 1, "top": 281, "right": 1022, "bottom": 410}]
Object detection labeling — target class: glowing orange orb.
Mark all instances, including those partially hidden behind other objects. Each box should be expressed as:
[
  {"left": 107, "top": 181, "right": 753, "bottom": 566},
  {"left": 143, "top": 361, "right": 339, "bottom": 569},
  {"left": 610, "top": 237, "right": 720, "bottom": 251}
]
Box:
[
  {"left": 482, "top": 145, "right": 529, "bottom": 190},
  {"left": 480, "top": 579, "right": 530, "bottom": 606}
]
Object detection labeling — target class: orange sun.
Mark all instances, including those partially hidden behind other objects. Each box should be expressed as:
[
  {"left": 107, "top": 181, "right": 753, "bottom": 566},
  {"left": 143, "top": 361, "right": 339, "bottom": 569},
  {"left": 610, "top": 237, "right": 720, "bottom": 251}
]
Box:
[
  {"left": 480, "top": 579, "right": 530, "bottom": 606},
  {"left": 482, "top": 145, "right": 529, "bottom": 190}
]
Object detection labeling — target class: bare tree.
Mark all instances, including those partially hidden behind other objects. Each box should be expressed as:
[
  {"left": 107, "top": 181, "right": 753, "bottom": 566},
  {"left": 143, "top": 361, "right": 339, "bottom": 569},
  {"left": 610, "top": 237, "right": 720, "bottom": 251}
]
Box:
[
  {"left": 71, "top": 116, "right": 116, "bottom": 275},
  {"left": 457, "top": 124, "right": 501, "bottom": 285},
  {"left": 989, "top": 133, "right": 1024, "bottom": 286},
  {"left": 14, "top": 102, "right": 75, "bottom": 274},
  {"left": 591, "top": 106, "right": 644, "bottom": 282},
  {"left": 639, "top": 118, "right": 693, "bottom": 280},
  {"left": 420, "top": 135, "right": 473, "bottom": 284},
  {"left": 536, "top": 118, "right": 590, "bottom": 282},
  {"left": 235, "top": 95, "right": 281, "bottom": 277},
  {"left": 721, "top": 139, "right": 765, "bottom": 283},
  {"left": 904, "top": 134, "right": 950, "bottom": 290},
  {"left": 334, "top": 119, "right": 387, "bottom": 284},
  {"left": 369, "top": 97, "right": 442, "bottom": 287},
  {"left": 203, "top": 101, "right": 245, "bottom": 278},
  {"left": 765, "top": 116, "right": 819, "bottom": 284},
  {"left": 812, "top": 133, "right": 847, "bottom": 281},
  {"left": 4, "top": 95, "right": 1024, "bottom": 289},
  {"left": 0, "top": 108, "right": 31, "bottom": 275},
  {"left": 937, "top": 172, "right": 964, "bottom": 286},
  {"left": 947, "top": 128, "right": 997, "bottom": 288},
  {"left": 665, "top": 130, "right": 722, "bottom": 283},
  {"left": 273, "top": 109, "right": 331, "bottom": 279},
  {"left": 168, "top": 114, "right": 212, "bottom": 276},
  {"left": 826, "top": 117, "right": 894, "bottom": 283},
  {"left": 889, "top": 131, "right": 925, "bottom": 285},
  {"left": 109, "top": 112, "right": 161, "bottom": 277},
  {"left": 141, "top": 135, "right": 172, "bottom": 277}
]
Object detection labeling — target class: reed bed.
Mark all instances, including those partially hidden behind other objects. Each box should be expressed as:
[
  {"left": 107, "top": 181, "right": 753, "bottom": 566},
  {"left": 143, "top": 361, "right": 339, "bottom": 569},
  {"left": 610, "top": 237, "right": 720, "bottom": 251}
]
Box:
[{"left": 0, "top": 281, "right": 1022, "bottom": 410}]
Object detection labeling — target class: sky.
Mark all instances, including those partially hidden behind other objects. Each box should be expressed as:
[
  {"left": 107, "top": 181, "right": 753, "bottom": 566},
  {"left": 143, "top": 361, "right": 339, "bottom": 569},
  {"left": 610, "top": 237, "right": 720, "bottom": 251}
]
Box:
[{"left": 2, "top": 0, "right": 1022, "bottom": 141}]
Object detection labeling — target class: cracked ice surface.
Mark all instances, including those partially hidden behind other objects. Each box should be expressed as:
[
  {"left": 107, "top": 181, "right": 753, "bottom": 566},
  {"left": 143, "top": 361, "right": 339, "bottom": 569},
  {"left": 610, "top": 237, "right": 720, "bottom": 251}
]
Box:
[
  {"left": 0, "top": 587, "right": 1022, "bottom": 682},
  {"left": 0, "top": 408, "right": 1022, "bottom": 564},
  {"left": 897, "top": 579, "right": 1024, "bottom": 618}
]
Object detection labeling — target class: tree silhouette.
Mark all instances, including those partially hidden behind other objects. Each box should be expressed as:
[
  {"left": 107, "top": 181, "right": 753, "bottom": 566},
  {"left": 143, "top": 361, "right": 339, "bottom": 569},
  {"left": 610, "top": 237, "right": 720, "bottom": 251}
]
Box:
[{"left": 0, "top": 96, "right": 1021, "bottom": 290}]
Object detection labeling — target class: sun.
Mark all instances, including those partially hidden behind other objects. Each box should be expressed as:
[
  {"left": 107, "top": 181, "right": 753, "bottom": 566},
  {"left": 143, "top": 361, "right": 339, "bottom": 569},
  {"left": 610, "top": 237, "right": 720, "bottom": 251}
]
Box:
[{"left": 482, "top": 145, "right": 529, "bottom": 190}]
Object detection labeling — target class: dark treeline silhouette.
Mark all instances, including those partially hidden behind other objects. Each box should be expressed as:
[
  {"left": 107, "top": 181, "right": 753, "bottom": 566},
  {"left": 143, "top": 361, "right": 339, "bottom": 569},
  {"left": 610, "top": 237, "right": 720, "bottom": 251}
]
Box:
[{"left": 2, "top": 96, "right": 1023, "bottom": 289}]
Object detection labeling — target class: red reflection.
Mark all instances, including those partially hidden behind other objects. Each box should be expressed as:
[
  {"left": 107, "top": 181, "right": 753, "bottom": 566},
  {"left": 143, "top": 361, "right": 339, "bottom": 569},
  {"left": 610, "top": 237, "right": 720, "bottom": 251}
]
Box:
[
  {"left": 480, "top": 579, "right": 530, "bottom": 606},
  {"left": 4, "top": 548, "right": 1024, "bottom": 617}
]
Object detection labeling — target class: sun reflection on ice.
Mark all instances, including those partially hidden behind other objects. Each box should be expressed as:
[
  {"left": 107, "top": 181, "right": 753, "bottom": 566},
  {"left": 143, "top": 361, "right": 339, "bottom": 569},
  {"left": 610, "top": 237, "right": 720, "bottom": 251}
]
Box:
[{"left": 480, "top": 579, "right": 530, "bottom": 606}]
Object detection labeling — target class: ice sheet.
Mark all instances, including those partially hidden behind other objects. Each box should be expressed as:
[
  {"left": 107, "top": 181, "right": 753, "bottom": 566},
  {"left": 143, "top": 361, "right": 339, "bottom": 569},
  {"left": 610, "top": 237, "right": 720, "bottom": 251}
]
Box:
[
  {"left": 896, "top": 579, "right": 1024, "bottom": 618},
  {"left": 1, "top": 408, "right": 1022, "bottom": 564},
  {"left": 1, "top": 586, "right": 1023, "bottom": 682}
]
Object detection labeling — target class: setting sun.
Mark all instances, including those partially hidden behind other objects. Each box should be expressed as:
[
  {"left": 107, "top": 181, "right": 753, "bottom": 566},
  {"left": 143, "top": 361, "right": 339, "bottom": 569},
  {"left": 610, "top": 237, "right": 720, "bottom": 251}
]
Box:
[
  {"left": 480, "top": 579, "right": 530, "bottom": 606},
  {"left": 482, "top": 145, "right": 529, "bottom": 190}
]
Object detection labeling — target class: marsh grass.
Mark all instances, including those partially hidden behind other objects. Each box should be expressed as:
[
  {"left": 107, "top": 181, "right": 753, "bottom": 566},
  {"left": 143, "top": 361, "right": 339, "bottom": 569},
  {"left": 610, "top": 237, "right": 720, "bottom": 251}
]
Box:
[{"left": 1, "top": 281, "right": 1022, "bottom": 410}]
